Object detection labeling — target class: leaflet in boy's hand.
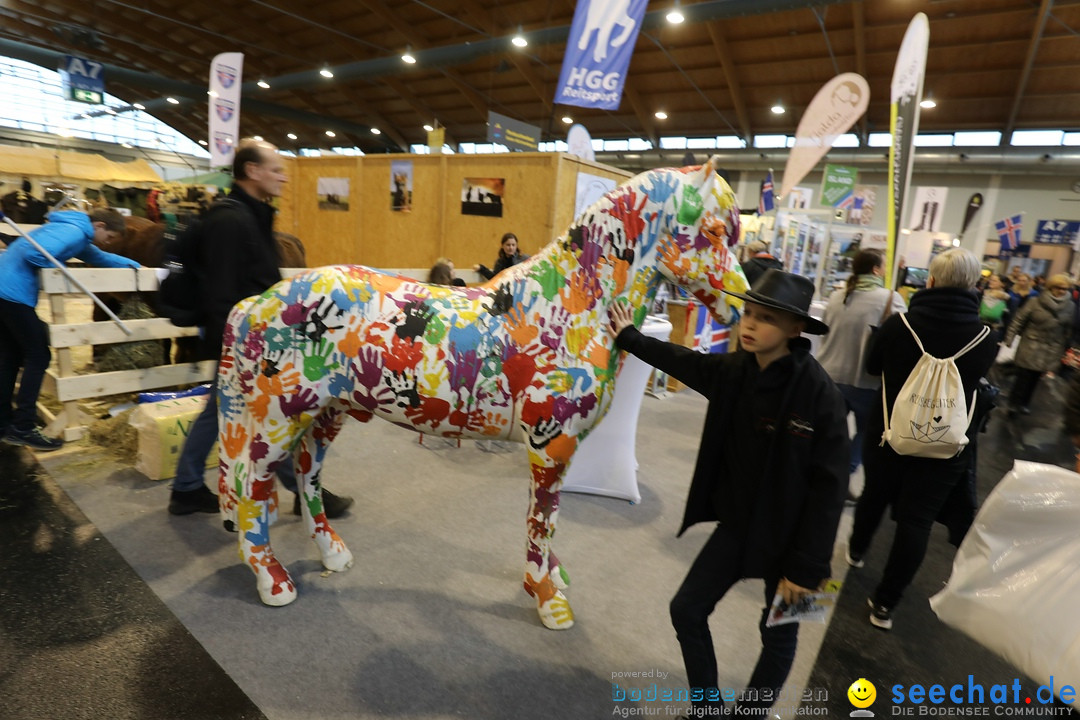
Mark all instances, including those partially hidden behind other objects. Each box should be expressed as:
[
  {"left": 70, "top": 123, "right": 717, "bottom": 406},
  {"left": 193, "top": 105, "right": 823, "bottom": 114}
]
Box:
[{"left": 765, "top": 579, "right": 843, "bottom": 627}]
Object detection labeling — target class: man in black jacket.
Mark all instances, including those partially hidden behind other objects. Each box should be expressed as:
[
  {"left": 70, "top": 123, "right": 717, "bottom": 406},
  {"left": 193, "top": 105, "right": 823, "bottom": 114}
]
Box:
[
  {"left": 168, "top": 140, "right": 353, "bottom": 519},
  {"left": 847, "top": 249, "right": 997, "bottom": 630},
  {"left": 741, "top": 241, "right": 784, "bottom": 287},
  {"left": 610, "top": 270, "right": 849, "bottom": 717}
]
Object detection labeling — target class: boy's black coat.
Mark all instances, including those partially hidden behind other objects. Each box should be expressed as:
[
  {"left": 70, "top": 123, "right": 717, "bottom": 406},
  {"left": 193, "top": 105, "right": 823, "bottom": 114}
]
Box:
[{"left": 615, "top": 330, "right": 849, "bottom": 589}]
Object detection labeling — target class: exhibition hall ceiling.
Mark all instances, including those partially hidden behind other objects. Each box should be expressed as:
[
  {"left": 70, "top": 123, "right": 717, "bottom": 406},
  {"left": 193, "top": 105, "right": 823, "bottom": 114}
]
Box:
[{"left": 2, "top": 0, "right": 1079, "bottom": 155}]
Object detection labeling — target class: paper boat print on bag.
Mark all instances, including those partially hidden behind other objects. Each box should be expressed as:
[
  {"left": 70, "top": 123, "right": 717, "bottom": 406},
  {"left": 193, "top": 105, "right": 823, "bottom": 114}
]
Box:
[{"left": 903, "top": 421, "right": 951, "bottom": 444}]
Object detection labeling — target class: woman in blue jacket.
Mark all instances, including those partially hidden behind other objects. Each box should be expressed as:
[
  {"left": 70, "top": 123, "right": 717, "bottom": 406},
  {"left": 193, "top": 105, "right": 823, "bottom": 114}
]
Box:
[{"left": 0, "top": 208, "right": 139, "bottom": 450}]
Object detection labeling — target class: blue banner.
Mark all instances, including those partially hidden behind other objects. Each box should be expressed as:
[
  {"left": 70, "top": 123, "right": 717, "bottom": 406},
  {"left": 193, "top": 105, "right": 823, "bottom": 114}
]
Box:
[
  {"left": 1033, "top": 219, "right": 1080, "bottom": 245},
  {"left": 554, "top": 0, "right": 648, "bottom": 111}
]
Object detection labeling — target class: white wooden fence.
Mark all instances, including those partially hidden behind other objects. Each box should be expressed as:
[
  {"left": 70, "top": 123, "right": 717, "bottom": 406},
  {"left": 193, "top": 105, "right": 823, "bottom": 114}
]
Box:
[{"left": 37, "top": 265, "right": 482, "bottom": 440}]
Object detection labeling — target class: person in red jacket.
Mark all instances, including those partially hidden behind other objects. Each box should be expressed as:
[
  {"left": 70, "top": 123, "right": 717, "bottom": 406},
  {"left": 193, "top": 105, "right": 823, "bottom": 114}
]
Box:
[{"left": 610, "top": 269, "right": 849, "bottom": 718}]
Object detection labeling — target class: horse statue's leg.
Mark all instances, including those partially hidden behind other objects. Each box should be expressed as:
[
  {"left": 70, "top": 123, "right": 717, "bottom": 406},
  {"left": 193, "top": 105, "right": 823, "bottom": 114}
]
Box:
[
  {"left": 295, "top": 405, "right": 353, "bottom": 574},
  {"left": 222, "top": 412, "right": 298, "bottom": 607},
  {"left": 522, "top": 428, "right": 577, "bottom": 630}
]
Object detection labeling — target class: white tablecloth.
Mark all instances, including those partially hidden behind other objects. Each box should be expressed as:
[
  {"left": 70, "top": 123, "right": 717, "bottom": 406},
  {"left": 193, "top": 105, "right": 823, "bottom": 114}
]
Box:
[{"left": 562, "top": 316, "right": 673, "bottom": 504}]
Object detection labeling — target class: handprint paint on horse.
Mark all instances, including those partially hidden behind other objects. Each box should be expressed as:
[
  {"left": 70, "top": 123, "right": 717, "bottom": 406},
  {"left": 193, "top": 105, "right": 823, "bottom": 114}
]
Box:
[{"left": 216, "top": 157, "right": 747, "bottom": 629}]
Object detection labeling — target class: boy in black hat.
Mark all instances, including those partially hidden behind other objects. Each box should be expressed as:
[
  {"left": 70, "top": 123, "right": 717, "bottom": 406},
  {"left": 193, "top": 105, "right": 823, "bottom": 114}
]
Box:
[{"left": 609, "top": 269, "right": 849, "bottom": 718}]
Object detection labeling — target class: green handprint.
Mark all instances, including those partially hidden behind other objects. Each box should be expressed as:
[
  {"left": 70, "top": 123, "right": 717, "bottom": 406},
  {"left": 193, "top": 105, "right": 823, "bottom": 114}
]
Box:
[
  {"left": 303, "top": 337, "right": 340, "bottom": 382},
  {"left": 677, "top": 184, "right": 704, "bottom": 225}
]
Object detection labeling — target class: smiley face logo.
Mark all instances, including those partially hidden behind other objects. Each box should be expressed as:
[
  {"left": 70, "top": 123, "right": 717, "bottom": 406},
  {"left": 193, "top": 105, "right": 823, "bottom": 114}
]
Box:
[{"left": 848, "top": 678, "right": 877, "bottom": 709}]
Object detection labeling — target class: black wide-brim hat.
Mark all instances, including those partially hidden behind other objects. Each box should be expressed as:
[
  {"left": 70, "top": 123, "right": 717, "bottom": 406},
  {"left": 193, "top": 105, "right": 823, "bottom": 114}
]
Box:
[{"left": 723, "top": 268, "right": 829, "bottom": 335}]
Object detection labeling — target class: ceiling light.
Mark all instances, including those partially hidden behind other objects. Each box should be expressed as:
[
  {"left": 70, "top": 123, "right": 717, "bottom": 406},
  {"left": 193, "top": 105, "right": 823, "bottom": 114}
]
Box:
[
  {"left": 512, "top": 27, "right": 528, "bottom": 47},
  {"left": 80, "top": 113, "right": 90, "bottom": 119},
  {"left": 257, "top": 79, "right": 270, "bottom": 89},
  {"left": 920, "top": 98, "right": 937, "bottom": 109},
  {"left": 320, "top": 67, "right": 334, "bottom": 78},
  {"left": 423, "top": 124, "right": 434, "bottom": 132},
  {"left": 325, "top": 130, "right": 336, "bottom": 137},
  {"left": 198, "top": 139, "right": 208, "bottom": 146},
  {"left": 654, "top": 111, "right": 668, "bottom": 120},
  {"left": 287, "top": 132, "right": 298, "bottom": 140},
  {"left": 104, "top": 107, "right": 116, "bottom": 115},
  {"left": 371, "top": 128, "right": 381, "bottom": 135},
  {"left": 166, "top": 97, "right": 179, "bottom": 104},
  {"left": 402, "top": 47, "right": 416, "bottom": 64},
  {"left": 133, "top": 103, "right": 145, "bottom": 110},
  {"left": 771, "top": 104, "right": 785, "bottom": 114},
  {"left": 562, "top": 116, "right": 573, "bottom": 124},
  {"left": 666, "top": 1, "right": 685, "bottom": 24},
  {"left": 253, "top": 135, "right": 263, "bottom": 141}
]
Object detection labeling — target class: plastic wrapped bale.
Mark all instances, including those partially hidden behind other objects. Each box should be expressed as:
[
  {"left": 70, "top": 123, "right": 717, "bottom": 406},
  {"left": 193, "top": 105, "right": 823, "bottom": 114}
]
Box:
[
  {"left": 129, "top": 395, "right": 217, "bottom": 480},
  {"left": 930, "top": 460, "right": 1080, "bottom": 710}
]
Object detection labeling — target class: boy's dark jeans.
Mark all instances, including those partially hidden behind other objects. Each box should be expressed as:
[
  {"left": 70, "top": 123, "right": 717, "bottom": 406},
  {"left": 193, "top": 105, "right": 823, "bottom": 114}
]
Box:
[
  {"left": 670, "top": 524, "right": 799, "bottom": 714},
  {"left": 0, "top": 299, "right": 51, "bottom": 432}
]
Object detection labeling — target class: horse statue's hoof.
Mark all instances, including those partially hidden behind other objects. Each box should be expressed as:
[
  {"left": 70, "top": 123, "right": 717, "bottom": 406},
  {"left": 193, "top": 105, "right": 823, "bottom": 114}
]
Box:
[
  {"left": 539, "top": 592, "right": 575, "bottom": 630},
  {"left": 321, "top": 547, "right": 354, "bottom": 573},
  {"left": 255, "top": 561, "right": 297, "bottom": 606}
]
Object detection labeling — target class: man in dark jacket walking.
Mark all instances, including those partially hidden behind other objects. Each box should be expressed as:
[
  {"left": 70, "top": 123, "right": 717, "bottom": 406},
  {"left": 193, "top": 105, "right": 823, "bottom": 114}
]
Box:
[
  {"left": 168, "top": 139, "right": 353, "bottom": 518},
  {"left": 847, "top": 249, "right": 997, "bottom": 630},
  {"left": 610, "top": 269, "right": 849, "bottom": 717},
  {"left": 741, "top": 241, "right": 784, "bottom": 287}
]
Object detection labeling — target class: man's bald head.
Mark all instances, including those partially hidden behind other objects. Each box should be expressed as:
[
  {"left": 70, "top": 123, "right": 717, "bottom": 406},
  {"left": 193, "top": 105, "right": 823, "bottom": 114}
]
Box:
[
  {"left": 233, "top": 139, "right": 278, "bottom": 180},
  {"left": 231, "top": 138, "right": 287, "bottom": 200}
]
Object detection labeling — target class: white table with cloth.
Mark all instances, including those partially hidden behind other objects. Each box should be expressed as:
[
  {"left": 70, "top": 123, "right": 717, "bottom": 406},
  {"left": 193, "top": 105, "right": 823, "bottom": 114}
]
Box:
[{"left": 562, "top": 316, "right": 673, "bottom": 504}]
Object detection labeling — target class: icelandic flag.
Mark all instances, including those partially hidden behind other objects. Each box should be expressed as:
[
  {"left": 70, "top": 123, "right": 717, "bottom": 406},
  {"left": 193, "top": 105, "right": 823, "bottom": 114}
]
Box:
[
  {"left": 758, "top": 171, "right": 775, "bottom": 215},
  {"left": 693, "top": 306, "right": 730, "bottom": 354},
  {"left": 995, "top": 214, "right": 1023, "bottom": 252}
]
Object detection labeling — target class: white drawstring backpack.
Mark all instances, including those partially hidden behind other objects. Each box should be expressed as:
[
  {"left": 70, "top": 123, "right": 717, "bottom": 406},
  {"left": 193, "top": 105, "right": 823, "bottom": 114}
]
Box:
[{"left": 881, "top": 314, "right": 990, "bottom": 459}]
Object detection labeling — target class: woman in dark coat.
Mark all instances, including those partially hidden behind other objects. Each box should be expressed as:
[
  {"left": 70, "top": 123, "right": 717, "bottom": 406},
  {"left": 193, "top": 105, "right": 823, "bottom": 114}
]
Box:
[
  {"left": 846, "top": 249, "right": 998, "bottom": 631},
  {"left": 475, "top": 232, "right": 528, "bottom": 280},
  {"left": 1002, "top": 273, "right": 1075, "bottom": 414}
]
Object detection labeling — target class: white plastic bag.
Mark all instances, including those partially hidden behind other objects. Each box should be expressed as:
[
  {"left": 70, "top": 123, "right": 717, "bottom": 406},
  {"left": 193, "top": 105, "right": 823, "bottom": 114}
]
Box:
[
  {"left": 930, "top": 461, "right": 1080, "bottom": 710},
  {"left": 995, "top": 337, "right": 1019, "bottom": 365}
]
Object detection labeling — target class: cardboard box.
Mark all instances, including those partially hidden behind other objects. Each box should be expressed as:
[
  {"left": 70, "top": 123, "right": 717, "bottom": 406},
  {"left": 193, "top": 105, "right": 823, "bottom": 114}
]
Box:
[{"left": 130, "top": 395, "right": 217, "bottom": 480}]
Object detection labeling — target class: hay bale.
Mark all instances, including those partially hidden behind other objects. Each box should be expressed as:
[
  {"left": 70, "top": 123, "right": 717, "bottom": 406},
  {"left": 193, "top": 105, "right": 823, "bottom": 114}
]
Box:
[
  {"left": 94, "top": 298, "right": 165, "bottom": 371},
  {"left": 87, "top": 408, "right": 138, "bottom": 464}
]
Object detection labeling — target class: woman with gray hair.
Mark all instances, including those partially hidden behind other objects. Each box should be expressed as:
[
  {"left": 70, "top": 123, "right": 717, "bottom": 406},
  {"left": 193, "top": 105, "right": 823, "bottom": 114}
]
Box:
[{"left": 845, "top": 248, "right": 998, "bottom": 631}]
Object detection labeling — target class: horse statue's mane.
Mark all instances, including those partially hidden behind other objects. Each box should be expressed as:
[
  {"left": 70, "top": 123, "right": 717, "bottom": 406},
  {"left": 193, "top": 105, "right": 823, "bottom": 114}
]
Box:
[{"left": 217, "top": 156, "right": 747, "bottom": 629}]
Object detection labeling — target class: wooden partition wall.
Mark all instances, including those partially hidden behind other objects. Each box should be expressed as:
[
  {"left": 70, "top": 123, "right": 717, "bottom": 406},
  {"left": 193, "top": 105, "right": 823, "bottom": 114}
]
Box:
[{"left": 275, "top": 153, "right": 632, "bottom": 272}]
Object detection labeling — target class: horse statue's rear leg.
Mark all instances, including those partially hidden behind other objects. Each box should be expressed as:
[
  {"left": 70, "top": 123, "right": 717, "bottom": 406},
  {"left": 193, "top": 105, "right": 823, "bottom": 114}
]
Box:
[
  {"left": 522, "top": 430, "right": 577, "bottom": 630},
  {"left": 295, "top": 405, "right": 353, "bottom": 574}
]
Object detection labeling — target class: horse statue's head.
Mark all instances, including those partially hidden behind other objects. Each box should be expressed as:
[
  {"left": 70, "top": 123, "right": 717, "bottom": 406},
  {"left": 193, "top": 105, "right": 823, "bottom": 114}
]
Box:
[{"left": 654, "top": 155, "right": 748, "bottom": 324}]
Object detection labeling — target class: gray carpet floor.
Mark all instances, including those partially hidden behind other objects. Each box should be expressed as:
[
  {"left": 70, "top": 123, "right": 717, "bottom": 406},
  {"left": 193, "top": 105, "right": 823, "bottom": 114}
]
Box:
[{"left": 37, "top": 388, "right": 843, "bottom": 719}]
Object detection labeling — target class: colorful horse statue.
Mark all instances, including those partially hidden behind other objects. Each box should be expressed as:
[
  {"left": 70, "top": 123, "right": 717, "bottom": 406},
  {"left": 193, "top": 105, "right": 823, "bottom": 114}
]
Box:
[{"left": 216, "top": 157, "right": 748, "bottom": 629}]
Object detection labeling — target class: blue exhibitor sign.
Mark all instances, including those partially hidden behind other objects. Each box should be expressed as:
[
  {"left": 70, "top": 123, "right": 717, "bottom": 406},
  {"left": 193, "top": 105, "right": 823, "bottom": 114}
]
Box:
[
  {"left": 554, "top": 0, "right": 648, "bottom": 110},
  {"left": 1033, "top": 219, "right": 1080, "bottom": 245},
  {"left": 60, "top": 55, "right": 105, "bottom": 105}
]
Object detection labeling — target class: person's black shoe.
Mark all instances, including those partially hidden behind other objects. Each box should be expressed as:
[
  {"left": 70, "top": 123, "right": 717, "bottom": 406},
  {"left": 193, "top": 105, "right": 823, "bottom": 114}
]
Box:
[
  {"left": 292, "top": 488, "right": 355, "bottom": 519},
  {"left": 3, "top": 426, "right": 63, "bottom": 452},
  {"left": 868, "top": 597, "right": 894, "bottom": 630},
  {"left": 168, "top": 485, "right": 219, "bottom": 515}
]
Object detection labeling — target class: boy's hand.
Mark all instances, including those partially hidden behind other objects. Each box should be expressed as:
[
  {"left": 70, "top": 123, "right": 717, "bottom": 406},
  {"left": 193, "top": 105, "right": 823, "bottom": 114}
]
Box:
[
  {"left": 608, "top": 301, "right": 634, "bottom": 337},
  {"left": 778, "top": 577, "right": 815, "bottom": 606}
]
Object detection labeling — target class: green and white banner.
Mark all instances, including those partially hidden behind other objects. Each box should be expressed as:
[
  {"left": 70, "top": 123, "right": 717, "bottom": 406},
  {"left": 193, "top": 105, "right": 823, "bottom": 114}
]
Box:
[{"left": 820, "top": 164, "right": 858, "bottom": 208}]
